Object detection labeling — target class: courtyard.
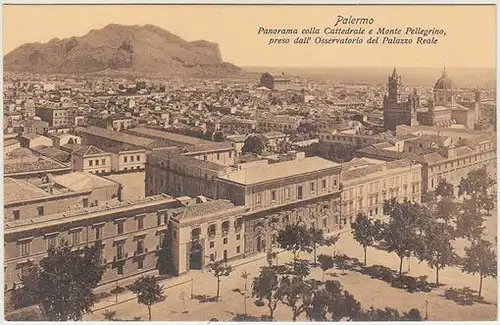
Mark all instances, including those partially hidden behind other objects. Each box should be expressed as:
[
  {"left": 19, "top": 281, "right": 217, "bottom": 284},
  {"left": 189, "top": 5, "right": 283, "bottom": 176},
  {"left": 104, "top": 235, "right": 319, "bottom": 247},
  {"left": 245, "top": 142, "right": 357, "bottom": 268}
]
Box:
[
  {"left": 105, "top": 172, "right": 145, "bottom": 201},
  {"left": 83, "top": 208, "right": 497, "bottom": 322}
]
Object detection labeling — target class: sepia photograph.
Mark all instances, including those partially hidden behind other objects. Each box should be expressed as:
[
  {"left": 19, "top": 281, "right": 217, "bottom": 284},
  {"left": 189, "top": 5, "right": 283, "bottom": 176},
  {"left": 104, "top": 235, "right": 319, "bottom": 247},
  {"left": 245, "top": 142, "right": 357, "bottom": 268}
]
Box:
[{"left": 2, "top": 3, "right": 497, "bottom": 322}]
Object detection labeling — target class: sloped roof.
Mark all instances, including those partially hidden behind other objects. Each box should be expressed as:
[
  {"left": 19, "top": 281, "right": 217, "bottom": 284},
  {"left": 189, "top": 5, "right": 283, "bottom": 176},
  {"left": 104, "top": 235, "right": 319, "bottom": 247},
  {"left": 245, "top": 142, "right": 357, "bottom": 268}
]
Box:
[
  {"left": 72, "top": 145, "right": 107, "bottom": 156},
  {"left": 52, "top": 172, "right": 117, "bottom": 191},
  {"left": 4, "top": 178, "right": 51, "bottom": 204},
  {"left": 177, "top": 200, "right": 236, "bottom": 220}
]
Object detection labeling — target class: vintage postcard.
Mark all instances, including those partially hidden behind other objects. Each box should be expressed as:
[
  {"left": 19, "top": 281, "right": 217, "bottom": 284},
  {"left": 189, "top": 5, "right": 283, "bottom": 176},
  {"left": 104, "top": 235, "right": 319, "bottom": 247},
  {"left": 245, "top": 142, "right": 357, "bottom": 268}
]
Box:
[{"left": 2, "top": 3, "right": 497, "bottom": 322}]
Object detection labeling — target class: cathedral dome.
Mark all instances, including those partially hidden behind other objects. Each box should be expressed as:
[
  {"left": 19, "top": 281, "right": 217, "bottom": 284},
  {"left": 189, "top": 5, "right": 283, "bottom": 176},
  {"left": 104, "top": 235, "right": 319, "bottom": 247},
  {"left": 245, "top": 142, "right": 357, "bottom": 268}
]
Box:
[{"left": 434, "top": 68, "right": 455, "bottom": 90}]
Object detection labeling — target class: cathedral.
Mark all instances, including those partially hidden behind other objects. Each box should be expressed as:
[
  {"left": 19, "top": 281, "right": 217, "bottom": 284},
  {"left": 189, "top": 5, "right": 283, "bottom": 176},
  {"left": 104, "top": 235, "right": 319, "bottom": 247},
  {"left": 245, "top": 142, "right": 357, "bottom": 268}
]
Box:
[
  {"left": 382, "top": 68, "right": 420, "bottom": 131},
  {"left": 417, "top": 68, "right": 481, "bottom": 129},
  {"left": 383, "top": 67, "right": 481, "bottom": 131}
]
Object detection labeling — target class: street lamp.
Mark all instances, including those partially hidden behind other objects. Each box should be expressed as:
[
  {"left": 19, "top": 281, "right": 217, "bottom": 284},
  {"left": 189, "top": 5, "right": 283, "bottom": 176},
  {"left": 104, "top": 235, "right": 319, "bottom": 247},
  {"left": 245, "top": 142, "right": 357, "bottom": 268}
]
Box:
[{"left": 425, "top": 300, "right": 429, "bottom": 320}]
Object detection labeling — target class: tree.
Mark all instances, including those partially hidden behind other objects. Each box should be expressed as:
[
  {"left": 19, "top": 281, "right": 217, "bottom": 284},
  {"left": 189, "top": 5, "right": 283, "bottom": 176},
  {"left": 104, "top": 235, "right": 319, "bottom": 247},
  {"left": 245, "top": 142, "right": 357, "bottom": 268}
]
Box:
[
  {"left": 456, "top": 198, "right": 485, "bottom": 241},
  {"left": 435, "top": 179, "right": 455, "bottom": 198},
  {"left": 380, "top": 199, "right": 425, "bottom": 276},
  {"left": 278, "top": 276, "right": 317, "bottom": 321},
  {"left": 241, "top": 134, "right": 268, "bottom": 155},
  {"left": 435, "top": 196, "right": 459, "bottom": 226},
  {"left": 309, "top": 228, "right": 325, "bottom": 265},
  {"left": 103, "top": 309, "right": 116, "bottom": 321},
  {"left": 317, "top": 254, "right": 335, "bottom": 281},
  {"left": 277, "top": 224, "right": 313, "bottom": 262},
  {"left": 207, "top": 260, "right": 233, "bottom": 301},
  {"left": 241, "top": 271, "right": 250, "bottom": 315},
  {"left": 415, "top": 222, "right": 456, "bottom": 285},
  {"left": 350, "top": 213, "right": 376, "bottom": 265},
  {"left": 305, "top": 280, "right": 361, "bottom": 321},
  {"left": 355, "top": 307, "right": 422, "bottom": 321},
  {"left": 130, "top": 275, "right": 165, "bottom": 321},
  {"left": 252, "top": 266, "right": 280, "bottom": 320},
  {"left": 266, "top": 247, "right": 278, "bottom": 266},
  {"left": 22, "top": 242, "right": 105, "bottom": 321},
  {"left": 212, "top": 131, "right": 225, "bottom": 142},
  {"left": 462, "top": 239, "right": 497, "bottom": 297}
]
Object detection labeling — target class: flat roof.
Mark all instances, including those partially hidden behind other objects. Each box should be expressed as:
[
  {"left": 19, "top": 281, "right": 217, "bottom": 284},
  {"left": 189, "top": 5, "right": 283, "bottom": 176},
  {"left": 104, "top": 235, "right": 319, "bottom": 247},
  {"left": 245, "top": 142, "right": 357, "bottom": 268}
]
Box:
[
  {"left": 218, "top": 156, "right": 340, "bottom": 185},
  {"left": 128, "top": 127, "right": 212, "bottom": 146}
]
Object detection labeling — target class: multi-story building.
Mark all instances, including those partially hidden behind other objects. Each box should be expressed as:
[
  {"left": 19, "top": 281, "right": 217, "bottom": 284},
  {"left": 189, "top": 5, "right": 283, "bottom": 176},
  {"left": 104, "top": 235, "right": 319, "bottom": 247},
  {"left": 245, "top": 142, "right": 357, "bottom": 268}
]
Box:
[
  {"left": 70, "top": 145, "right": 113, "bottom": 175},
  {"left": 4, "top": 172, "right": 120, "bottom": 223},
  {"left": 145, "top": 150, "right": 233, "bottom": 198},
  {"left": 217, "top": 156, "right": 342, "bottom": 256},
  {"left": 357, "top": 128, "right": 496, "bottom": 194},
  {"left": 4, "top": 194, "right": 187, "bottom": 290},
  {"left": 87, "top": 113, "right": 134, "bottom": 131},
  {"left": 219, "top": 116, "right": 256, "bottom": 135},
  {"left": 127, "top": 127, "right": 235, "bottom": 166},
  {"left": 169, "top": 199, "right": 247, "bottom": 274},
  {"left": 75, "top": 126, "right": 174, "bottom": 152},
  {"left": 35, "top": 106, "right": 73, "bottom": 127},
  {"left": 256, "top": 115, "right": 301, "bottom": 134},
  {"left": 341, "top": 158, "right": 422, "bottom": 225}
]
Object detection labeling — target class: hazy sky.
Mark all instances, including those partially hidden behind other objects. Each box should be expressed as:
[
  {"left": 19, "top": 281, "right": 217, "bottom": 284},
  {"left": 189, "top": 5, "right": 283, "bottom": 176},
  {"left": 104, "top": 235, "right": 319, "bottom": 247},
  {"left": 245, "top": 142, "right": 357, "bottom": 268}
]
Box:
[{"left": 3, "top": 5, "right": 496, "bottom": 68}]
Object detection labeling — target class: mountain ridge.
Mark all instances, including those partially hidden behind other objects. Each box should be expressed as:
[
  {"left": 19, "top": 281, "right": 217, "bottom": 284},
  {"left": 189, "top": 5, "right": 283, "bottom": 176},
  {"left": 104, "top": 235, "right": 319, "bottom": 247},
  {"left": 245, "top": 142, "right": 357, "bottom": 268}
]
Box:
[{"left": 4, "top": 24, "right": 241, "bottom": 76}]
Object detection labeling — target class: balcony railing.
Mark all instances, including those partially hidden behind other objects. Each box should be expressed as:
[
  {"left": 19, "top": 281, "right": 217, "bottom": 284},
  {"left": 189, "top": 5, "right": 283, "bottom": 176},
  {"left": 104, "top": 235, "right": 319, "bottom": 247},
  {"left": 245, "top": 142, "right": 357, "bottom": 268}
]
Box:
[
  {"left": 134, "top": 248, "right": 148, "bottom": 257},
  {"left": 113, "top": 252, "right": 128, "bottom": 262}
]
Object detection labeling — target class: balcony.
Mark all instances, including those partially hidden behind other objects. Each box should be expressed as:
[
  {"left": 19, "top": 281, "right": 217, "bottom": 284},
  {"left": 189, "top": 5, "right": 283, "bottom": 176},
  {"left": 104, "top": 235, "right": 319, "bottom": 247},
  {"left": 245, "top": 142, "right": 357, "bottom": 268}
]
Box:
[
  {"left": 222, "top": 228, "right": 229, "bottom": 236},
  {"left": 208, "top": 231, "right": 216, "bottom": 238}
]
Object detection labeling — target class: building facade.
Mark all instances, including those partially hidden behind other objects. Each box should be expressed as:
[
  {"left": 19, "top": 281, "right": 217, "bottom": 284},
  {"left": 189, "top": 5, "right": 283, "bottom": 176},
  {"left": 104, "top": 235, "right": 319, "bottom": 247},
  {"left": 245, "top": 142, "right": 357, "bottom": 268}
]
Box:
[
  {"left": 216, "top": 156, "right": 342, "bottom": 256},
  {"left": 341, "top": 158, "right": 422, "bottom": 224}
]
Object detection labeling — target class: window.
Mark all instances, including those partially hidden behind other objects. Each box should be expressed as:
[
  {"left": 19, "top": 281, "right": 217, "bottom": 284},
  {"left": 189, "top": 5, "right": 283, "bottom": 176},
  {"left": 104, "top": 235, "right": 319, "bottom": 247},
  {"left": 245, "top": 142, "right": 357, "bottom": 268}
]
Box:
[
  {"left": 37, "top": 206, "right": 44, "bottom": 217},
  {"left": 131, "top": 156, "right": 134, "bottom": 162},
  {"left": 229, "top": 152, "right": 232, "bottom": 158},
  {"left": 217, "top": 153, "right": 220, "bottom": 160},
  {"left": 137, "top": 216, "right": 144, "bottom": 230},
  {"left": 83, "top": 198, "right": 89, "bottom": 208},
  {"left": 236, "top": 246, "right": 240, "bottom": 254},
  {"left": 95, "top": 159, "right": 99, "bottom": 166},
  {"left": 136, "top": 155, "right": 140, "bottom": 162},
  {"left": 137, "top": 259, "right": 144, "bottom": 269},
  {"left": 89, "top": 160, "right": 93, "bottom": 167},
  {"left": 223, "top": 238, "right": 228, "bottom": 245},
  {"left": 210, "top": 254, "right": 215, "bottom": 262},
  {"left": 117, "top": 264, "right": 124, "bottom": 275},
  {"left": 310, "top": 182, "right": 315, "bottom": 193},
  {"left": 322, "top": 179, "right": 327, "bottom": 189},
  {"left": 235, "top": 218, "right": 243, "bottom": 231},
  {"left": 13, "top": 209, "right": 20, "bottom": 220},
  {"left": 236, "top": 234, "right": 241, "bottom": 241},
  {"left": 116, "top": 243, "right": 125, "bottom": 260},
  {"left": 297, "top": 185, "right": 303, "bottom": 199},
  {"left": 223, "top": 250, "right": 228, "bottom": 262},
  {"left": 46, "top": 235, "right": 57, "bottom": 250},
  {"left": 95, "top": 227, "right": 102, "bottom": 240},
  {"left": 117, "top": 221, "right": 124, "bottom": 235},
  {"left": 136, "top": 240, "right": 144, "bottom": 254},
  {"left": 18, "top": 241, "right": 31, "bottom": 257},
  {"left": 222, "top": 221, "right": 230, "bottom": 234},
  {"left": 159, "top": 231, "right": 166, "bottom": 247},
  {"left": 71, "top": 231, "right": 81, "bottom": 246},
  {"left": 323, "top": 218, "right": 327, "bottom": 228},
  {"left": 210, "top": 241, "right": 215, "bottom": 248},
  {"left": 102, "top": 158, "right": 106, "bottom": 165},
  {"left": 208, "top": 224, "right": 216, "bottom": 237},
  {"left": 271, "top": 190, "right": 277, "bottom": 202},
  {"left": 124, "top": 156, "right": 128, "bottom": 163},
  {"left": 255, "top": 193, "right": 262, "bottom": 206},
  {"left": 285, "top": 187, "right": 291, "bottom": 200}
]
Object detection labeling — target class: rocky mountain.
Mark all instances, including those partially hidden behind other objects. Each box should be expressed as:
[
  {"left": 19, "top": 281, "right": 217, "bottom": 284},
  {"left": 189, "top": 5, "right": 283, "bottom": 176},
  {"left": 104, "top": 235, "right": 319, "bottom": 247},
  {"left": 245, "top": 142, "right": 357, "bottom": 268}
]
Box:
[{"left": 4, "top": 24, "right": 241, "bottom": 76}]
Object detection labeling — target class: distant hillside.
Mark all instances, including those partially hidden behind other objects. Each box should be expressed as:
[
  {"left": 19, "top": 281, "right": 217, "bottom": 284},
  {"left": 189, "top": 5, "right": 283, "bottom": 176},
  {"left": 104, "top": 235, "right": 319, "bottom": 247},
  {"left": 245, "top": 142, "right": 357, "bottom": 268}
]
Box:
[
  {"left": 244, "top": 66, "right": 496, "bottom": 89},
  {"left": 4, "top": 24, "right": 241, "bottom": 76}
]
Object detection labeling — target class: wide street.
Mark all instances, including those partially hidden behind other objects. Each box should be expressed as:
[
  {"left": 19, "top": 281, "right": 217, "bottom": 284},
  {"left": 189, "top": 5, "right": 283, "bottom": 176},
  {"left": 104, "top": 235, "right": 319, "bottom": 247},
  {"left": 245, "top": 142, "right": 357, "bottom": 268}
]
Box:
[{"left": 83, "top": 209, "right": 497, "bottom": 322}]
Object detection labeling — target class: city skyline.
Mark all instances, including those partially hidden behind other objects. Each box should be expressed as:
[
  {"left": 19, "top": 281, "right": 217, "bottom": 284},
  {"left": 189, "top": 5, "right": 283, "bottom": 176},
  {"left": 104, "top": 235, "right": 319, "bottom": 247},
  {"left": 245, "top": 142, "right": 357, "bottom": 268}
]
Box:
[{"left": 3, "top": 4, "right": 496, "bottom": 68}]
